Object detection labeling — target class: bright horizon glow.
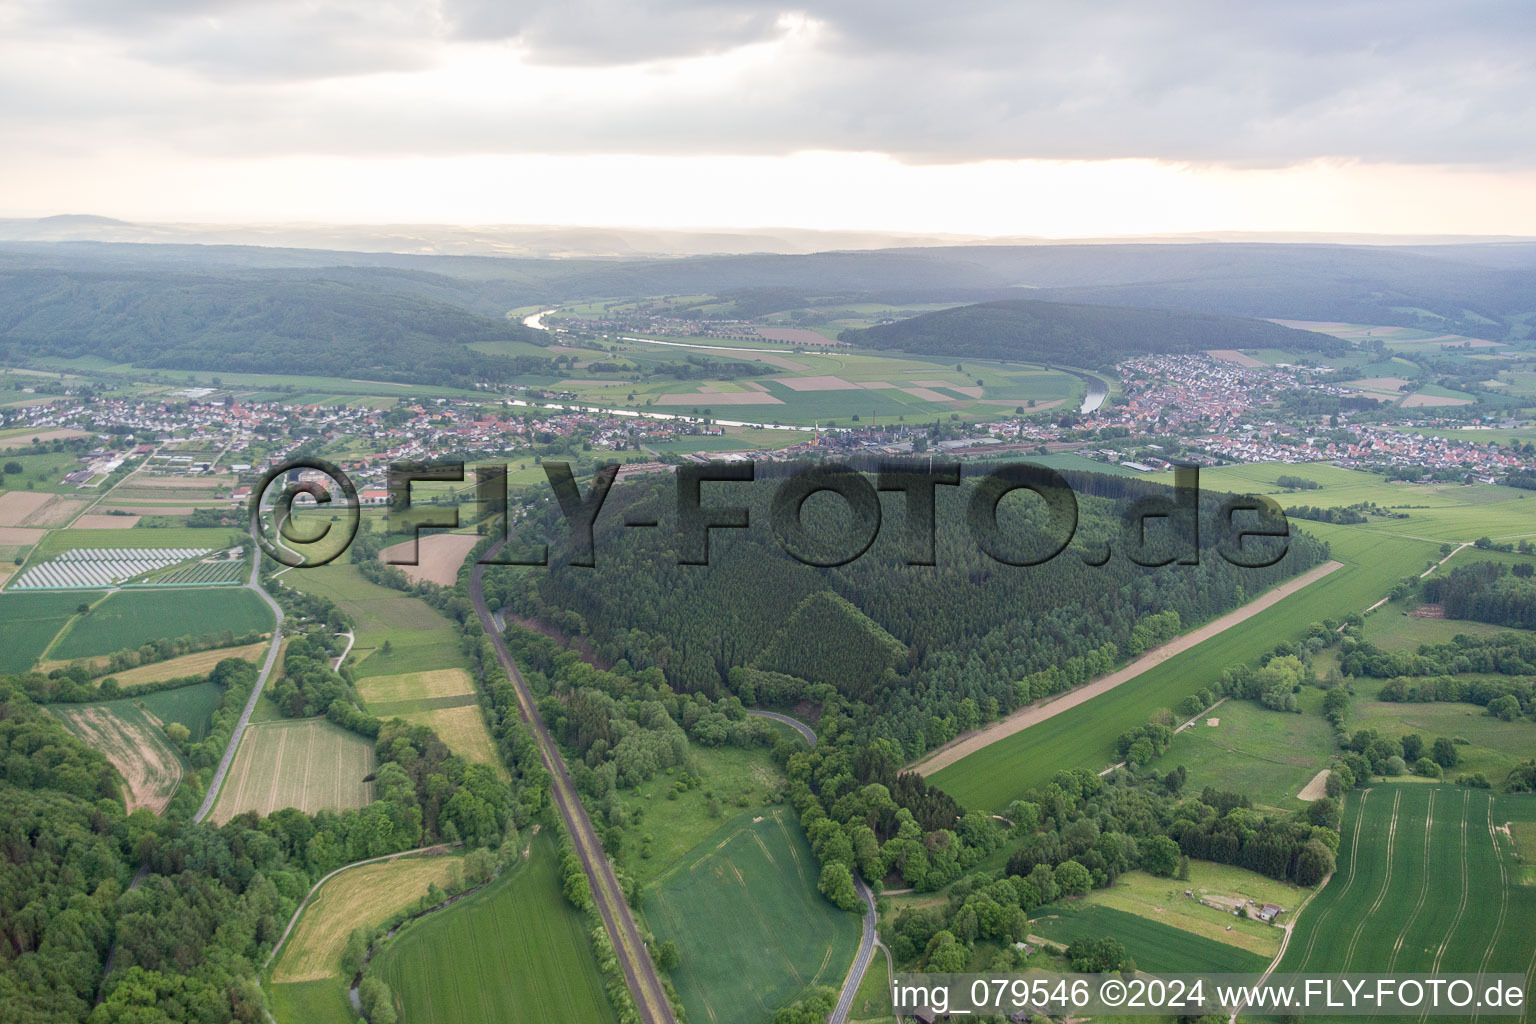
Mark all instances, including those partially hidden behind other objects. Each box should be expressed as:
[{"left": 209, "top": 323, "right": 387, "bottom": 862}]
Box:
[{"left": 4, "top": 151, "right": 1536, "bottom": 238}]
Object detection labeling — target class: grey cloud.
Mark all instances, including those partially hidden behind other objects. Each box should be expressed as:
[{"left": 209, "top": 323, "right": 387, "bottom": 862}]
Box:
[{"left": 3, "top": 0, "right": 1535, "bottom": 165}]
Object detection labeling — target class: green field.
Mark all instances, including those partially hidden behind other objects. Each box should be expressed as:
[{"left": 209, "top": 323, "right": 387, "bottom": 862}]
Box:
[
  {"left": 1082, "top": 860, "right": 1303, "bottom": 958},
  {"left": 0, "top": 590, "right": 106, "bottom": 673},
  {"left": 266, "top": 979, "right": 355, "bottom": 1024},
  {"left": 0, "top": 449, "right": 89, "bottom": 493},
  {"left": 128, "top": 679, "right": 226, "bottom": 742},
  {"left": 644, "top": 807, "right": 860, "bottom": 1024},
  {"left": 847, "top": 949, "right": 894, "bottom": 1024},
  {"left": 613, "top": 745, "right": 787, "bottom": 886},
  {"left": 280, "top": 556, "right": 458, "bottom": 673},
  {"left": 1348, "top": 700, "right": 1536, "bottom": 785},
  {"left": 371, "top": 832, "right": 617, "bottom": 1024},
  {"left": 50, "top": 587, "right": 274, "bottom": 660},
  {"left": 29, "top": 525, "right": 243, "bottom": 558},
  {"left": 1281, "top": 785, "right": 1536, "bottom": 990},
  {"left": 931, "top": 523, "right": 1440, "bottom": 812},
  {"left": 210, "top": 718, "right": 375, "bottom": 823},
  {"left": 1159, "top": 691, "right": 1336, "bottom": 811},
  {"left": 1362, "top": 602, "right": 1507, "bottom": 650},
  {"left": 1175, "top": 462, "right": 1536, "bottom": 546},
  {"left": 1028, "top": 901, "right": 1269, "bottom": 973}
]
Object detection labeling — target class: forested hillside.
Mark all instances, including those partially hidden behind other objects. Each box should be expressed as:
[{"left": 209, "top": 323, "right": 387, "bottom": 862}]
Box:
[
  {"left": 6, "top": 239, "right": 1531, "bottom": 343},
  {"left": 842, "top": 299, "right": 1348, "bottom": 369},
  {"left": 487, "top": 465, "right": 1327, "bottom": 756},
  {"left": 0, "top": 268, "right": 551, "bottom": 386}
]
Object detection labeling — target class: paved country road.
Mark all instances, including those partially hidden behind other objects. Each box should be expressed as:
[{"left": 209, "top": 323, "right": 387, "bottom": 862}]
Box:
[
  {"left": 471, "top": 540, "right": 678, "bottom": 1024},
  {"left": 746, "top": 710, "right": 880, "bottom": 1024},
  {"left": 194, "top": 557, "right": 285, "bottom": 823}
]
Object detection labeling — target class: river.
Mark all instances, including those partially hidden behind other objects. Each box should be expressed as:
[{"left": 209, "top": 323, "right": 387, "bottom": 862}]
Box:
[{"left": 1080, "top": 373, "right": 1108, "bottom": 414}]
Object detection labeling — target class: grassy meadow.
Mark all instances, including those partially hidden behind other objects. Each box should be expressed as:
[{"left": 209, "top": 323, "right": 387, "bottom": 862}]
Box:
[
  {"left": 1347, "top": 700, "right": 1536, "bottom": 786},
  {"left": 1158, "top": 690, "right": 1337, "bottom": 811},
  {"left": 643, "top": 806, "right": 860, "bottom": 1024},
  {"left": 612, "top": 744, "right": 787, "bottom": 886},
  {"left": 1028, "top": 901, "right": 1269, "bottom": 973},
  {"left": 357, "top": 669, "right": 504, "bottom": 778}
]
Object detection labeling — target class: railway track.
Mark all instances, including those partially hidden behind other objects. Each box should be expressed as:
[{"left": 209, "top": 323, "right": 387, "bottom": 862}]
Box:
[{"left": 470, "top": 543, "right": 677, "bottom": 1024}]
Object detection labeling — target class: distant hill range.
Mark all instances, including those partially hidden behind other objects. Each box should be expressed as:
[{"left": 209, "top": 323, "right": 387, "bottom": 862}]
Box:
[
  {"left": 840, "top": 298, "right": 1349, "bottom": 369},
  {"left": 0, "top": 234, "right": 1532, "bottom": 378},
  {"left": 0, "top": 268, "right": 548, "bottom": 387}
]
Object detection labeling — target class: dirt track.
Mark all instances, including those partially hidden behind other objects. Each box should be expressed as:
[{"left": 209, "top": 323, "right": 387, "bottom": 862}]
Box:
[{"left": 909, "top": 559, "right": 1344, "bottom": 776}]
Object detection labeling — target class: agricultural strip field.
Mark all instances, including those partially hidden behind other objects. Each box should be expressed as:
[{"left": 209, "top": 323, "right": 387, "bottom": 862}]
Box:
[
  {"left": 64, "top": 641, "right": 269, "bottom": 687},
  {"left": 272, "top": 852, "right": 466, "bottom": 983},
  {"left": 1158, "top": 689, "right": 1337, "bottom": 811},
  {"left": 210, "top": 719, "right": 375, "bottom": 824},
  {"left": 1281, "top": 785, "right": 1536, "bottom": 991},
  {"left": 644, "top": 806, "right": 861, "bottom": 1024},
  {"left": 0, "top": 590, "right": 105, "bottom": 673},
  {"left": 1029, "top": 902, "right": 1270, "bottom": 973},
  {"left": 356, "top": 668, "right": 504, "bottom": 776},
  {"left": 929, "top": 524, "right": 1442, "bottom": 813},
  {"left": 50, "top": 587, "right": 274, "bottom": 660},
  {"left": 371, "top": 832, "right": 617, "bottom": 1024},
  {"left": 51, "top": 701, "right": 183, "bottom": 814},
  {"left": 29, "top": 526, "right": 242, "bottom": 558}
]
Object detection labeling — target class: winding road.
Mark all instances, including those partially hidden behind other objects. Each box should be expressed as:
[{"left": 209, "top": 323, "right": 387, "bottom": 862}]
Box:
[
  {"left": 470, "top": 540, "right": 677, "bottom": 1024},
  {"left": 746, "top": 710, "right": 879, "bottom": 1024},
  {"left": 193, "top": 557, "right": 285, "bottom": 823}
]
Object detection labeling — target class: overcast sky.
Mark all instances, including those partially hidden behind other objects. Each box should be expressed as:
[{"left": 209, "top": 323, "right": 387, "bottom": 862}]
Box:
[{"left": 2, "top": 0, "right": 1534, "bottom": 235}]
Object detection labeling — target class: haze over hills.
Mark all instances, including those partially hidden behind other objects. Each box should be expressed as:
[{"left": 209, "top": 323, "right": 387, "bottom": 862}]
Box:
[
  {"left": 1, "top": 216, "right": 1533, "bottom": 259},
  {"left": 2, "top": 235, "right": 1532, "bottom": 355}
]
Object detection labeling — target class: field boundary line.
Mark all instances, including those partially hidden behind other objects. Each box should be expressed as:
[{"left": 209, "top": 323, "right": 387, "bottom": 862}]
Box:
[{"left": 909, "top": 559, "right": 1344, "bottom": 775}]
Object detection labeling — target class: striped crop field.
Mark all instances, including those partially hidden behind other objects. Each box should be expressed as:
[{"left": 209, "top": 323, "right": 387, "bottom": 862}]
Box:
[
  {"left": 210, "top": 719, "right": 375, "bottom": 823},
  {"left": 1281, "top": 784, "right": 1536, "bottom": 1003}
]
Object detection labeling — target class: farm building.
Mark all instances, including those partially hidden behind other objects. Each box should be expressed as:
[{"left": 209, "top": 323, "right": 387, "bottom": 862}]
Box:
[{"left": 1257, "top": 903, "right": 1284, "bottom": 922}]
